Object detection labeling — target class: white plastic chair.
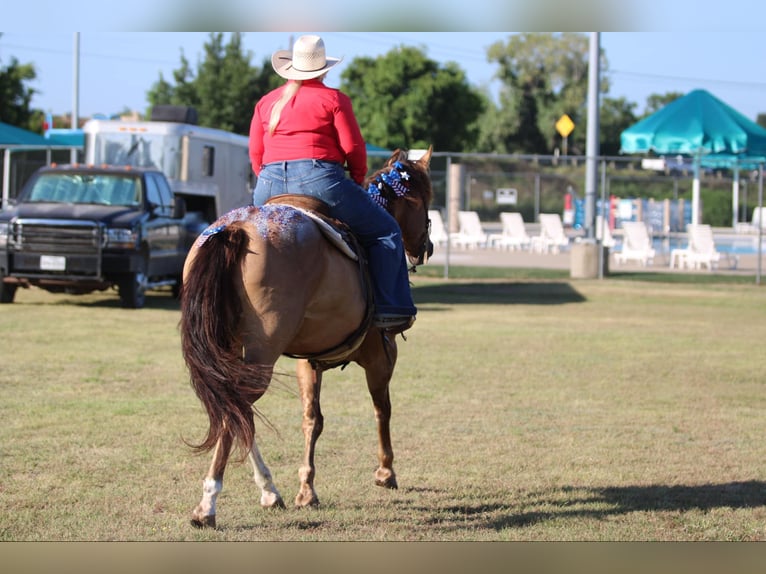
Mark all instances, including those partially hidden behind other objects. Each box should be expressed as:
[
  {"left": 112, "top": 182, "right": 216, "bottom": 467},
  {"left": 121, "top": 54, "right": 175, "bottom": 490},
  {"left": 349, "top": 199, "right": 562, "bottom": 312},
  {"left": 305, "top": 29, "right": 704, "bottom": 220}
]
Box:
[
  {"left": 531, "top": 213, "right": 570, "bottom": 254},
  {"left": 489, "top": 212, "right": 531, "bottom": 251},
  {"left": 595, "top": 215, "right": 616, "bottom": 249},
  {"left": 614, "top": 221, "right": 655, "bottom": 266},
  {"left": 427, "top": 209, "right": 449, "bottom": 248},
  {"left": 451, "top": 210, "right": 489, "bottom": 249}
]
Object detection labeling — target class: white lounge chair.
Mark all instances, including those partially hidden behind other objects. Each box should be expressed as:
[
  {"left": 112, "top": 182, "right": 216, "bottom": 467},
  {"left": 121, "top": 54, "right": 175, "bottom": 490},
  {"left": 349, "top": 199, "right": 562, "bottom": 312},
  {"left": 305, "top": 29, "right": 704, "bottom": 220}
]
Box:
[
  {"left": 736, "top": 207, "right": 766, "bottom": 234},
  {"left": 595, "top": 215, "right": 616, "bottom": 249},
  {"left": 614, "top": 221, "right": 655, "bottom": 266},
  {"left": 686, "top": 223, "right": 733, "bottom": 270},
  {"left": 489, "top": 212, "right": 531, "bottom": 251},
  {"left": 531, "top": 213, "right": 570, "bottom": 254},
  {"left": 451, "top": 210, "right": 489, "bottom": 249},
  {"left": 427, "top": 209, "right": 449, "bottom": 248}
]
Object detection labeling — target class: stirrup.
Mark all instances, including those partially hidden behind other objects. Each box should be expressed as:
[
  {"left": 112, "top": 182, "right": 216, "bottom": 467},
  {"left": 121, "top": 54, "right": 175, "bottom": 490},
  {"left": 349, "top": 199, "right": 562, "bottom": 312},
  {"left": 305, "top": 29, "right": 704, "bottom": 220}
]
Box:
[{"left": 373, "top": 314, "right": 415, "bottom": 333}]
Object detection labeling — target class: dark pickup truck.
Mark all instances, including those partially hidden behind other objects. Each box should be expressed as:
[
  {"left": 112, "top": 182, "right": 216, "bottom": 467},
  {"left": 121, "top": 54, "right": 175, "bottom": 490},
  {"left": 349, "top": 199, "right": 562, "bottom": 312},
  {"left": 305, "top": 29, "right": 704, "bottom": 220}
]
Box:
[{"left": 0, "top": 164, "right": 204, "bottom": 308}]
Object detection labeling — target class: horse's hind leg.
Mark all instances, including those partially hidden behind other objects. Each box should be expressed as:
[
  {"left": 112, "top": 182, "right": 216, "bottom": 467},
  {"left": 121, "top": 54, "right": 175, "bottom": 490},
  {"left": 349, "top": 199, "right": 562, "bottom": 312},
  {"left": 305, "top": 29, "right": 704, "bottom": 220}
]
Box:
[
  {"left": 359, "top": 335, "right": 398, "bottom": 489},
  {"left": 249, "top": 438, "right": 285, "bottom": 509},
  {"left": 295, "top": 358, "right": 323, "bottom": 507},
  {"left": 191, "top": 434, "right": 232, "bottom": 529}
]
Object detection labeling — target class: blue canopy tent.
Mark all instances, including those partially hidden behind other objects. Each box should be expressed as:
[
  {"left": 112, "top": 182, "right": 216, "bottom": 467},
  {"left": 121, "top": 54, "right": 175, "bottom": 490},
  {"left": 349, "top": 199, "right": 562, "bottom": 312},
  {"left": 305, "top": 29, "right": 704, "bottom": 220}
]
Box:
[
  {"left": 620, "top": 89, "right": 766, "bottom": 226},
  {"left": 0, "top": 122, "right": 83, "bottom": 209}
]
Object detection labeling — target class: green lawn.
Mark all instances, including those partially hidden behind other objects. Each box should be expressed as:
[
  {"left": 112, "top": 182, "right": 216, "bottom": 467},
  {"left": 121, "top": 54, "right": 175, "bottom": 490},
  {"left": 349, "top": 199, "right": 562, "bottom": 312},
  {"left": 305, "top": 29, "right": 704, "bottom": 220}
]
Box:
[{"left": 1, "top": 274, "right": 765, "bottom": 541}]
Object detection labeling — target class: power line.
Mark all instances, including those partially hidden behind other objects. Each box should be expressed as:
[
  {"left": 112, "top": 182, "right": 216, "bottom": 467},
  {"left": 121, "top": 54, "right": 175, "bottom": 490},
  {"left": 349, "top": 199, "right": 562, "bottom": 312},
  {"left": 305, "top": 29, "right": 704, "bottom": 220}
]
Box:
[{"left": 610, "top": 69, "right": 766, "bottom": 91}]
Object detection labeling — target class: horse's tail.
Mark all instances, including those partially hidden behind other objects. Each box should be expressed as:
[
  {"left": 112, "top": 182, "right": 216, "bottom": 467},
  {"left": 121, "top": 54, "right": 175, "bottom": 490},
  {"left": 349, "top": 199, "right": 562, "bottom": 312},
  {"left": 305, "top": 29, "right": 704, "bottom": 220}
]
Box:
[{"left": 179, "top": 224, "right": 270, "bottom": 457}]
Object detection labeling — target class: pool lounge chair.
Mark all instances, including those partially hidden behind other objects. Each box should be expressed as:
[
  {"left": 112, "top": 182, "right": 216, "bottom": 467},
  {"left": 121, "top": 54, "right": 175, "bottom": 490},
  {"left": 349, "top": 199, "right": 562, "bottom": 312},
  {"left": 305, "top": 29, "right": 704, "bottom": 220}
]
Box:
[
  {"left": 686, "top": 223, "right": 740, "bottom": 270},
  {"left": 451, "top": 210, "right": 489, "bottom": 249},
  {"left": 531, "top": 213, "right": 570, "bottom": 254},
  {"left": 595, "top": 215, "right": 616, "bottom": 249},
  {"left": 489, "top": 212, "right": 532, "bottom": 251},
  {"left": 614, "top": 221, "right": 655, "bottom": 266},
  {"left": 427, "top": 209, "right": 449, "bottom": 248}
]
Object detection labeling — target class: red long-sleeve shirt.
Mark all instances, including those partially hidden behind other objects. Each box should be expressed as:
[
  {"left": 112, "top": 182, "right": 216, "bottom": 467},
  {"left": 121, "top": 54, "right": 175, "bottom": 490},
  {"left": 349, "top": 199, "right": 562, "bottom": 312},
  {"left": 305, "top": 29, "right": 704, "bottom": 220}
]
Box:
[{"left": 249, "top": 79, "right": 368, "bottom": 185}]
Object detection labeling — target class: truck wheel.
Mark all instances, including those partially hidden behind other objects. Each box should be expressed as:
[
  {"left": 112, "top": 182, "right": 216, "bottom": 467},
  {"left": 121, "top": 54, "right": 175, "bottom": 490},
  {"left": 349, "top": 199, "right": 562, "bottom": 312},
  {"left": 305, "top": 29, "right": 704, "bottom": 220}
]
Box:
[
  {"left": 118, "top": 260, "right": 147, "bottom": 309},
  {"left": 0, "top": 274, "right": 16, "bottom": 304}
]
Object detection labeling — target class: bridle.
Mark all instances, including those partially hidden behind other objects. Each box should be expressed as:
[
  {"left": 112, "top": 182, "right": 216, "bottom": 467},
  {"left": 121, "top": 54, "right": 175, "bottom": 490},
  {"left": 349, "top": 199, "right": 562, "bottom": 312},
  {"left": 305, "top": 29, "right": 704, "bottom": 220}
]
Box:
[{"left": 366, "top": 160, "right": 432, "bottom": 272}]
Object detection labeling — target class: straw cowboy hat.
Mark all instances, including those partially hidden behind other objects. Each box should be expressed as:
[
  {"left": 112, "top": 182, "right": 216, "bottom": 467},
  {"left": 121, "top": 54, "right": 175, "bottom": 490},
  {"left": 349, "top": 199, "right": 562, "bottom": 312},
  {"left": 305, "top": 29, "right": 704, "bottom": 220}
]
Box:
[{"left": 271, "top": 35, "right": 343, "bottom": 80}]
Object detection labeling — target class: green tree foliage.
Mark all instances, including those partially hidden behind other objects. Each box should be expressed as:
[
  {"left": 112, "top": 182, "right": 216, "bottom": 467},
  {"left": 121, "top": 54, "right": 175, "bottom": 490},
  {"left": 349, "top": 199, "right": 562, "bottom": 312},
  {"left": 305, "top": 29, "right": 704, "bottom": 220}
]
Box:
[
  {"left": 147, "top": 33, "right": 280, "bottom": 135},
  {"left": 339, "top": 46, "right": 484, "bottom": 151},
  {"left": 599, "top": 96, "right": 638, "bottom": 156},
  {"left": 481, "top": 33, "right": 609, "bottom": 155},
  {"left": 643, "top": 91, "right": 684, "bottom": 117},
  {"left": 0, "top": 41, "right": 38, "bottom": 129}
]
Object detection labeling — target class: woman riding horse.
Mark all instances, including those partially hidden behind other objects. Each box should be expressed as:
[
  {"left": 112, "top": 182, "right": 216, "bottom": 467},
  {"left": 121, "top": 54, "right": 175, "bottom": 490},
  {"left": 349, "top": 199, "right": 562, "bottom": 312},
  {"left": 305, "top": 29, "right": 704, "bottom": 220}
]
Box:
[
  {"left": 181, "top": 148, "right": 433, "bottom": 528},
  {"left": 249, "top": 34, "right": 416, "bottom": 333}
]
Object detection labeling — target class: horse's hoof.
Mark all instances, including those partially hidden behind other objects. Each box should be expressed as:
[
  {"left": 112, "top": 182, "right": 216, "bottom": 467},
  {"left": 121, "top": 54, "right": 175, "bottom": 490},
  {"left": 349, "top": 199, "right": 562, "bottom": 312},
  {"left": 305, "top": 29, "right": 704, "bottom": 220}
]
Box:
[
  {"left": 374, "top": 469, "right": 398, "bottom": 489},
  {"left": 294, "top": 491, "right": 320, "bottom": 508},
  {"left": 261, "top": 494, "right": 287, "bottom": 509},
  {"left": 190, "top": 514, "right": 216, "bottom": 529}
]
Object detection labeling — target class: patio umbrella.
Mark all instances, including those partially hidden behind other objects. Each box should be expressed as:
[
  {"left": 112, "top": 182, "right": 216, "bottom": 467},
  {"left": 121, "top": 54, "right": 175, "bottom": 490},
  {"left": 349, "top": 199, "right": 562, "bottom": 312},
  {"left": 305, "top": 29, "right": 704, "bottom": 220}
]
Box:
[{"left": 620, "top": 89, "right": 766, "bottom": 225}]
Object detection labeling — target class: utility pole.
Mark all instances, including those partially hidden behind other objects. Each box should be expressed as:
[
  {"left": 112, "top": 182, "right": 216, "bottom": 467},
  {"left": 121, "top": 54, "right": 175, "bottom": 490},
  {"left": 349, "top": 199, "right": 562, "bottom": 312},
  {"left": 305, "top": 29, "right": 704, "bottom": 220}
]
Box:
[
  {"left": 584, "top": 32, "right": 600, "bottom": 240},
  {"left": 71, "top": 32, "right": 80, "bottom": 163}
]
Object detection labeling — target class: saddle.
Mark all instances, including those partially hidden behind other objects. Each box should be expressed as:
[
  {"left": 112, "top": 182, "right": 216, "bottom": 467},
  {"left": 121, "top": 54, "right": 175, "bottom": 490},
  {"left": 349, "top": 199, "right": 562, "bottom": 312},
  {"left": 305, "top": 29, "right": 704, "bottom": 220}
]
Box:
[{"left": 265, "top": 194, "right": 376, "bottom": 370}]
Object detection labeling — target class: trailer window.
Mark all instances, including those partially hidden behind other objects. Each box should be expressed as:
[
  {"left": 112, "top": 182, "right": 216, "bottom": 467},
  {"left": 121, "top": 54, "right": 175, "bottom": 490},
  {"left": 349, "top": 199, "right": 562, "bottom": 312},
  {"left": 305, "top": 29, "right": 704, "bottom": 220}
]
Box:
[{"left": 202, "top": 145, "right": 215, "bottom": 177}]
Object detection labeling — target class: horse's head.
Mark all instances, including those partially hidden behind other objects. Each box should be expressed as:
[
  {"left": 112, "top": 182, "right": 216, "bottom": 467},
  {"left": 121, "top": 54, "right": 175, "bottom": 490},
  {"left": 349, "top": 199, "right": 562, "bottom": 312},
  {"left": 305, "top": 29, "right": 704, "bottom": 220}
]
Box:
[{"left": 365, "top": 146, "right": 434, "bottom": 268}]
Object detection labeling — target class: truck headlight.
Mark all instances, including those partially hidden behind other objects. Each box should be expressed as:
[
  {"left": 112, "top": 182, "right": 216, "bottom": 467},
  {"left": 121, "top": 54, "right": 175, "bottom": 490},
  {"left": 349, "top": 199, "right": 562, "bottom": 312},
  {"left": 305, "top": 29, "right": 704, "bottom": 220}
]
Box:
[
  {"left": 106, "top": 228, "right": 138, "bottom": 248},
  {"left": 0, "top": 222, "right": 8, "bottom": 248}
]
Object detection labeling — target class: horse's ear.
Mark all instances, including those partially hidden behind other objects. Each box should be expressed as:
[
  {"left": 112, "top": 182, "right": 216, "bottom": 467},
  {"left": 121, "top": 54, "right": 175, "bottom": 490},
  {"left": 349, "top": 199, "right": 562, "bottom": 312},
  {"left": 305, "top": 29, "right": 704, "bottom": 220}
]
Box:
[
  {"left": 388, "top": 149, "right": 402, "bottom": 166},
  {"left": 418, "top": 145, "right": 433, "bottom": 168}
]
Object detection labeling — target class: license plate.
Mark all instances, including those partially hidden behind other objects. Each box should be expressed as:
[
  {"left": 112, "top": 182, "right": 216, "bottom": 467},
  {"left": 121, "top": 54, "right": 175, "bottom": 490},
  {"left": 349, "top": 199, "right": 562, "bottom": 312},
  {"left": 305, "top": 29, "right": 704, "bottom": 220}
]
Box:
[{"left": 40, "top": 255, "right": 66, "bottom": 271}]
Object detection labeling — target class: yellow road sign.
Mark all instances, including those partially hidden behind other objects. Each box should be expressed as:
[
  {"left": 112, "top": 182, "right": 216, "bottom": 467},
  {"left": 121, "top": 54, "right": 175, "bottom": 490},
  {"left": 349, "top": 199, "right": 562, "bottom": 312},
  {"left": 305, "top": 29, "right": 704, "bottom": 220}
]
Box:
[{"left": 556, "top": 114, "right": 575, "bottom": 138}]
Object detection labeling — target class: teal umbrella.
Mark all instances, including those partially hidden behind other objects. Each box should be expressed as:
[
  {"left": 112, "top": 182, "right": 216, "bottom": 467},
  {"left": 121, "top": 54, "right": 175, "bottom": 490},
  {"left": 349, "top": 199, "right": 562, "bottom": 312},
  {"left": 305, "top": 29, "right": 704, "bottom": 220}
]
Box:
[{"left": 621, "top": 89, "right": 766, "bottom": 224}]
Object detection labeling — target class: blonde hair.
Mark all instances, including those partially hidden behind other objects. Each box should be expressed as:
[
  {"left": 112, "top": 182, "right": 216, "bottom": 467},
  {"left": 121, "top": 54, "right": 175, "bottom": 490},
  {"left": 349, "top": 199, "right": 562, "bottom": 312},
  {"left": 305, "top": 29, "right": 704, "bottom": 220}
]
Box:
[
  {"left": 268, "top": 73, "right": 327, "bottom": 135},
  {"left": 268, "top": 80, "right": 302, "bottom": 135}
]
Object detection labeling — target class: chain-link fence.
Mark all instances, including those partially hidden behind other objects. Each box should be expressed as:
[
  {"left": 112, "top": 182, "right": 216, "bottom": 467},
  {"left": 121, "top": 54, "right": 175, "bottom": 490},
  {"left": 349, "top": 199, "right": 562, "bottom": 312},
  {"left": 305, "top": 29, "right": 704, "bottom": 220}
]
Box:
[{"left": 420, "top": 152, "right": 762, "bottom": 232}]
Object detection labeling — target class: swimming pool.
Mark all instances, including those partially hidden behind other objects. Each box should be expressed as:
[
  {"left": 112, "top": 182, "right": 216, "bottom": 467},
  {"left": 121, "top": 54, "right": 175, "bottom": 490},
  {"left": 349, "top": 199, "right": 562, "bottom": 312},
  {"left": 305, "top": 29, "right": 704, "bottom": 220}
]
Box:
[{"left": 647, "top": 234, "right": 766, "bottom": 255}]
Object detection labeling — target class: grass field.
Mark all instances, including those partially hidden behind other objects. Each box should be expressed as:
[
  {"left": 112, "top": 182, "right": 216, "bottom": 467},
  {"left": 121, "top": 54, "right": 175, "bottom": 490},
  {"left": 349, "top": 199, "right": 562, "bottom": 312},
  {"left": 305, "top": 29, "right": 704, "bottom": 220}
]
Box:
[{"left": 2, "top": 269, "right": 766, "bottom": 541}]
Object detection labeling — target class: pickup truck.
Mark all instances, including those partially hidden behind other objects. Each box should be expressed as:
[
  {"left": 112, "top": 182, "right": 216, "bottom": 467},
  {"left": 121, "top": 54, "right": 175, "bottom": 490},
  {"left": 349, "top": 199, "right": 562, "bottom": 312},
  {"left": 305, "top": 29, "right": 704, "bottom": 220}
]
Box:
[{"left": 0, "top": 164, "right": 204, "bottom": 308}]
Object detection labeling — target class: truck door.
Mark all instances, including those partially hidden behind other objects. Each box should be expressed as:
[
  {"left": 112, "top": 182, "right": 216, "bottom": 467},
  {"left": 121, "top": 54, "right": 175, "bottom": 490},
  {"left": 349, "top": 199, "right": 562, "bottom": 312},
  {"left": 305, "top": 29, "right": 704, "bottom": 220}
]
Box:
[{"left": 144, "top": 173, "right": 183, "bottom": 277}]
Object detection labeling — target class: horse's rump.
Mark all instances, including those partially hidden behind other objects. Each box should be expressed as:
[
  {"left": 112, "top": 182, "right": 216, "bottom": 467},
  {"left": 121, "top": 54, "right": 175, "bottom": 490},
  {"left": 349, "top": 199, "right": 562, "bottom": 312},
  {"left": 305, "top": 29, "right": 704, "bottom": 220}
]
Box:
[{"left": 181, "top": 204, "right": 373, "bottom": 452}]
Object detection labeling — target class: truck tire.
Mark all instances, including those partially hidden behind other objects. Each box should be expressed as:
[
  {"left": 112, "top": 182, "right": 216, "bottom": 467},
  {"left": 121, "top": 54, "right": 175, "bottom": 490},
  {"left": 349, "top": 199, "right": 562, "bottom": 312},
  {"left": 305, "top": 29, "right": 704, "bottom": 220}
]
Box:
[
  {"left": 118, "top": 258, "right": 147, "bottom": 309},
  {"left": 0, "top": 272, "right": 16, "bottom": 304}
]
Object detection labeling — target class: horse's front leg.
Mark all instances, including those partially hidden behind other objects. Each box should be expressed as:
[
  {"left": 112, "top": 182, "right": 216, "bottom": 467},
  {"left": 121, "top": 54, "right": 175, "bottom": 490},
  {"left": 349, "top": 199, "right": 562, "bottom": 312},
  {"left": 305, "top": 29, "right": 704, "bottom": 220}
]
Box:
[
  {"left": 358, "top": 333, "right": 398, "bottom": 489},
  {"left": 191, "top": 433, "right": 233, "bottom": 529},
  {"left": 295, "top": 358, "right": 323, "bottom": 507}
]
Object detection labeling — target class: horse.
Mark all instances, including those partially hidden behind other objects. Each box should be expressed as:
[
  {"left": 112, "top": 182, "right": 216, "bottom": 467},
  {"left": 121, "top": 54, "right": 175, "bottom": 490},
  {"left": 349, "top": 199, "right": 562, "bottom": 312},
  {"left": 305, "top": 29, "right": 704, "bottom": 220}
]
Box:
[{"left": 179, "top": 147, "right": 434, "bottom": 528}]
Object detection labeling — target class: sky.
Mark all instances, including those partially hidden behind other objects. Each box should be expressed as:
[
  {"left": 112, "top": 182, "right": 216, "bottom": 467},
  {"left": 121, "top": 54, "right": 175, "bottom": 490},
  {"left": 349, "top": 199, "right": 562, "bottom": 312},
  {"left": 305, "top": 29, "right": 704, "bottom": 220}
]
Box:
[{"left": 2, "top": 1, "right": 766, "bottom": 127}]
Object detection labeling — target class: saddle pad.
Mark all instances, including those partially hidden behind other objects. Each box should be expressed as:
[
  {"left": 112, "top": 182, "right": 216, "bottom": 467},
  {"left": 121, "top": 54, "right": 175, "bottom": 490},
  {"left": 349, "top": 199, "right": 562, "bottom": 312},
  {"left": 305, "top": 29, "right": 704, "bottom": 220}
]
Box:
[{"left": 293, "top": 207, "right": 358, "bottom": 261}]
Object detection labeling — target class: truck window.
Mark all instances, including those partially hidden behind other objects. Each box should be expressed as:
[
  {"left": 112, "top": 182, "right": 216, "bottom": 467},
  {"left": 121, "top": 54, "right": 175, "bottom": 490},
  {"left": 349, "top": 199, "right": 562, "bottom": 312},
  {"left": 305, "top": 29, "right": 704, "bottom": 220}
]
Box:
[{"left": 146, "top": 173, "right": 173, "bottom": 216}]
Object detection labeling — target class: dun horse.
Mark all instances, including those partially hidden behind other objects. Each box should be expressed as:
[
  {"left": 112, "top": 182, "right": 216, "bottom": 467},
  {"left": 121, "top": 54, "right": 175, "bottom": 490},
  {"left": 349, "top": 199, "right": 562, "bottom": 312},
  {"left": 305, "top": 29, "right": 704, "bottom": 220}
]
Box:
[{"left": 180, "top": 148, "right": 434, "bottom": 528}]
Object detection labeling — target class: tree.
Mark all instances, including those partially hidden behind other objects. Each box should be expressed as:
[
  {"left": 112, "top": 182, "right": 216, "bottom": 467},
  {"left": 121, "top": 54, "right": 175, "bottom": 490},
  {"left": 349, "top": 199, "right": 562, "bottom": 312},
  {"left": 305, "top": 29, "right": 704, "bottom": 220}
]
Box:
[
  {"left": 481, "top": 33, "right": 609, "bottom": 155},
  {"left": 147, "top": 33, "right": 279, "bottom": 135},
  {"left": 339, "top": 46, "right": 484, "bottom": 151},
  {"left": 599, "top": 96, "right": 638, "bottom": 156},
  {"left": 0, "top": 36, "right": 38, "bottom": 129},
  {"left": 643, "top": 91, "right": 684, "bottom": 117}
]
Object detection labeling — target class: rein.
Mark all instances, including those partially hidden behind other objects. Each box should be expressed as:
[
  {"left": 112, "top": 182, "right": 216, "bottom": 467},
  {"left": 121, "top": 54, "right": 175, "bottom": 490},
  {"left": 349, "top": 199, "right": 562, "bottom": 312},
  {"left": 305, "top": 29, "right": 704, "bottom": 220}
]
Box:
[{"left": 366, "top": 160, "right": 430, "bottom": 271}]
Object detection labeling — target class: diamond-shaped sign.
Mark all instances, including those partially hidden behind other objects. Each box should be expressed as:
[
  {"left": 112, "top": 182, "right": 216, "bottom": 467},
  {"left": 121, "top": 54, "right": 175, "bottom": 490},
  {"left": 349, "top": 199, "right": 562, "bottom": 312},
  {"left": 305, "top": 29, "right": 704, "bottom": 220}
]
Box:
[{"left": 556, "top": 114, "right": 575, "bottom": 138}]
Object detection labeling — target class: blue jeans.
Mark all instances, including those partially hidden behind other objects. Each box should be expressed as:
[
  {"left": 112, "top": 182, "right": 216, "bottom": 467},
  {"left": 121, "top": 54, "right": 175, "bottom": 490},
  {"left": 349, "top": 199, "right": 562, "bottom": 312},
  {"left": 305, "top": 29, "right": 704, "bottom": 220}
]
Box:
[{"left": 252, "top": 159, "right": 416, "bottom": 316}]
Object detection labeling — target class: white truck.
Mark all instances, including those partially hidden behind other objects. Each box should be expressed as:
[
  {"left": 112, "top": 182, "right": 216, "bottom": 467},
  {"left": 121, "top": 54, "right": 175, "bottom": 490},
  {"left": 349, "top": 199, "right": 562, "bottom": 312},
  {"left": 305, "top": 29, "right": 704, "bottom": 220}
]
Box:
[{"left": 83, "top": 106, "right": 254, "bottom": 226}]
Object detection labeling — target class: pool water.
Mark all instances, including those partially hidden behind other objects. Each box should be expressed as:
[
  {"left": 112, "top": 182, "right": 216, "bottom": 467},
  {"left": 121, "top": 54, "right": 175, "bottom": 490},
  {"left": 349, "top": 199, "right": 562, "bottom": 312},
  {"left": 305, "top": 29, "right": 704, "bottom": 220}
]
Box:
[{"left": 646, "top": 234, "right": 766, "bottom": 255}]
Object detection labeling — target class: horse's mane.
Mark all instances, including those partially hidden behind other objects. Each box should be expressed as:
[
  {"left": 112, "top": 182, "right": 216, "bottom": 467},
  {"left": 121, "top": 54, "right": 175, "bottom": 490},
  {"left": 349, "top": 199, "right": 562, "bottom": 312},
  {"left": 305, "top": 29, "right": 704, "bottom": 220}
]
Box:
[{"left": 365, "top": 150, "right": 433, "bottom": 207}]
